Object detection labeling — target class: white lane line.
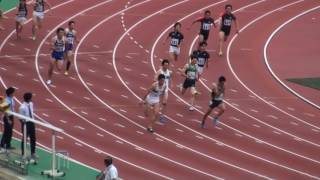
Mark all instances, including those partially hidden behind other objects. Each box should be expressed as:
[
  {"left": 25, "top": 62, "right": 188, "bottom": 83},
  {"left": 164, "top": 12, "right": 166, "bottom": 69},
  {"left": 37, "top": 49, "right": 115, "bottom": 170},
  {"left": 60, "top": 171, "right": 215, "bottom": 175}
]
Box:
[
  {"left": 97, "top": 133, "right": 104, "bottom": 137},
  {"left": 140, "top": 73, "right": 148, "bottom": 77},
  {"left": 46, "top": 98, "right": 53, "bottom": 103},
  {"left": 99, "top": 117, "right": 107, "bottom": 122},
  {"left": 290, "top": 122, "right": 298, "bottom": 126},
  {"left": 229, "top": 116, "right": 241, "bottom": 122},
  {"left": 42, "top": 113, "right": 49, "bottom": 117},
  {"left": 303, "top": 113, "right": 315, "bottom": 117},
  {"left": 176, "top": 113, "right": 183, "bottom": 117},
  {"left": 104, "top": 75, "right": 113, "bottom": 79},
  {"left": 93, "top": 45, "right": 100, "bottom": 48},
  {"left": 66, "top": 90, "right": 73, "bottom": 94},
  {"left": 84, "top": 97, "right": 91, "bottom": 100},
  {"left": 230, "top": 89, "right": 238, "bottom": 93},
  {"left": 250, "top": 109, "right": 259, "bottom": 113},
  {"left": 121, "top": 94, "right": 128, "bottom": 99},
  {"left": 0, "top": 67, "right": 7, "bottom": 71},
  {"left": 57, "top": 135, "right": 64, "bottom": 140},
  {"left": 59, "top": 120, "right": 67, "bottom": 124},
  {"left": 273, "top": 131, "right": 281, "bottom": 135},
  {"left": 136, "top": 131, "right": 144, "bottom": 135},
  {"left": 81, "top": 111, "right": 88, "bottom": 115},
  {"left": 36, "top": 128, "right": 45, "bottom": 133},
  {"left": 253, "top": 124, "right": 261, "bottom": 128},
  {"left": 311, "top": 129, "right": 319, "bottom": 133},
  {"left": 119, "top": 109, "right": 127, "bottom": 113},
  {"left": 196, "top": 135, "right": 204, "bottom": 139},
  {"left": 176, "top": 128, "right": 184, "bottom": 133},
  {"left": 88, "top": 69, "right": 96, "bottom": 73},
  {"left": 176, "top": 144, "right": 184, "bottom": 149},
  {"left": 16, "top": 73, "right": 24, "bottom": 77},
  {"left": 235, "top": 133, "right": 243, "bottom": 137},
  {"left": 124, "top": 67, "right": 132, "bottom": 72},
  {"left": 125, "top": 55, "right": 132, "bottom": 59},
  {"left": 114, "top": 123, "right": 125, "bottom": 128},
  {"left": 139, "top": 86, "right": 147, "bottom": 91},
  {"left": 116, "top": 140, "right": 124, "bottom": 144},
  {"left": 86, "top": 82, "right": 93, "bottom": 86},
  {"left": 74, "top": 125, "right": 85, "bottom": 130},
  {"left": 264, "top": 5, "right": 320, "bottom": 111},
  {"left": 24, "top": 48, "right": 31, "bottom": 51},
  {"left": 103, "top": 89, "right": 111, "bottom": 92},
  {"left": 267, "top": 115, "right": 279, "bottom": 120},
  {"left": 156, "top": 138, "right": 164, "bottom": 142},
  {"left": 137, "top": 115, "right": 145, "bottom": 119},
  {"left": 75, "top": 142, "right": 83, "bottom": 147}
]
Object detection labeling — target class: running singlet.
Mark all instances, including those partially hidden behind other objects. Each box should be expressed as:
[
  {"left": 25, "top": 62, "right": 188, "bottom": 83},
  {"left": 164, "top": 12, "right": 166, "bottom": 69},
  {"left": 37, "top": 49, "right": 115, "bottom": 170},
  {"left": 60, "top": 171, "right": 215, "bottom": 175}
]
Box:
[
  {"left": 185, "top": 64, "right": 197, "bottom": 80},
  {"left": 65, "top": 29, "right": 75, "bottom": 44},
  {"left": 159, "top": 69, "right": 170, "bottom": 88},
  {"left": 34, "top": 0, "right": 44, "bottom": 12},
  {"left": 221, "top": 13, "right": 236, "bottom": 28},
  {"left": 192, "top": 50, "right": 210, "bottom": 67},
  {"left": 17, "top": 3, "right": 28, "bottom": 17},
  {"left": 213, "top": 84, "right": 225, "bottom": 101},
  {"left": 198, "top": 17, "right": 214, "bottom": 31},
  {"left": 53, "top": 37, "right": 65, "bottom": 52},
  {"left": 168, "top": 31, "right": 184, "bottom": 47},
  {"left": 149, "top": 83, "right": 166, "bottom": 98}
]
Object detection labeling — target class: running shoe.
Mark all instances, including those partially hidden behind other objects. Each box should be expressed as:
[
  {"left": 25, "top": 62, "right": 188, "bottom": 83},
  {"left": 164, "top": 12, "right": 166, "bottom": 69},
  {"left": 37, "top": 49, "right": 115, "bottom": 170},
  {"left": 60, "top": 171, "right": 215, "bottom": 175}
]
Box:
[
  {"left": 147, "top": 127, "right": 154, "bottom": 133},
  {"left": 64, "top": 71, "right": 69, "bottom": 76},
  {"left": 46, "top": 80, "right": 52, "bottom": 85},
  {"left": 200, "top": 121, "right": 205, "bottom": 128},
  {"left": 159, "top": 115, "right": 166, "bottom": 123},
  {"left": 189, "top": 106, "right": 195, "bottom": 111},
  {"left": 212, "top": 117, "right": 219, "bottom": 127}
]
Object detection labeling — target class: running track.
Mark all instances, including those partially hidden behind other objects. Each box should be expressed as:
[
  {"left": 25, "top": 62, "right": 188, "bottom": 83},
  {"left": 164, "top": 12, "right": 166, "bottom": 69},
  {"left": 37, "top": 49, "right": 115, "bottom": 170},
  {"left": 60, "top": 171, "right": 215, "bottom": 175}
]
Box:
[{"left": 0, "top": 0, "right": 320, "bottom": 179}]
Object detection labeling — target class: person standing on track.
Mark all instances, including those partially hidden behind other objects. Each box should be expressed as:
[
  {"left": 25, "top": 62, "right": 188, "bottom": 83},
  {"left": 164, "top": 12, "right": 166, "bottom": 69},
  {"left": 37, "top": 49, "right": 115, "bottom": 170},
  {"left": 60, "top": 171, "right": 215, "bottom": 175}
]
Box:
[
  {"left": 64, "top": 20, "right": 78, "bottom": 75},
  {"left": 179, "top": 55, "right": 199, "bottom": 111},
  {"left": 218, "top": 4, "right": 239, "bottom": 56},
  {"left": 46, "top": 27, "right": 65, "bottom": 85},
  {"left": 0, "top": 87, "right": 16, "bottom": 152},
  {"left": 96, "top": 156, "right": 119, "bottom": 180},
  {"left": 191, "top": 41, "right": 210, "bottom": 77},
  {"left": 32, "top": 0, "right": 51, "bottom": 40},
  {"left": 201, "top": 76, "right": 226, "bottom": 128},
  {"left": 163, "top": 22, "right": 184, "bottom": 61},
  {"left": 154, "top": 59, "right": 172, "bottom": 122},
  {"left": 189, "top": 10, "right": 216, "bottom": 43},
  {"left": 15, "top": 0, "right": 28, "bottom": 40},
  {"left": 19, "top": 92, "right": 37, "bottom": 159},
  {"left": 141, "top": 74, "right": 167, "bottom": 133}
]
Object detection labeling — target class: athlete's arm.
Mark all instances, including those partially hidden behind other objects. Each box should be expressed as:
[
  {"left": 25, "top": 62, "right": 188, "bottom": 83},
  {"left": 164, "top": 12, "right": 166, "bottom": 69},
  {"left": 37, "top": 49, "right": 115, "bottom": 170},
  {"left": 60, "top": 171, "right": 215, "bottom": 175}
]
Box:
[
  {"left": 233, "top": 15, "right": 239, "bottom": 34},
  {"left": 50, "top": 37, "right": 55, "bottom": 52},
  {"left": 211, "top": 83, "right": 217, "bottom": 99},
  {"left": 44, "top": 0, "right": 52, "bottom": 10}
]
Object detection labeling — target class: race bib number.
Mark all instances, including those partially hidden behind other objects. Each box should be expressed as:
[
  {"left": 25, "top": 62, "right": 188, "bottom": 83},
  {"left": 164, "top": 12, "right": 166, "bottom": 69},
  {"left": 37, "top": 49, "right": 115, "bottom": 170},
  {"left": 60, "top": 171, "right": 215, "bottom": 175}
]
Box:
[
  {"left": 171, "top": 38, "right": 179, "bottom": 46},
  {"left": 224, "top": 19, "right": 232, "bottom": 26},
  {"left": 197, "top": 58, "right": 206, "bottom": 65},
  {"left": 202, "top": 23, "right": 211, "bottom": 30}
]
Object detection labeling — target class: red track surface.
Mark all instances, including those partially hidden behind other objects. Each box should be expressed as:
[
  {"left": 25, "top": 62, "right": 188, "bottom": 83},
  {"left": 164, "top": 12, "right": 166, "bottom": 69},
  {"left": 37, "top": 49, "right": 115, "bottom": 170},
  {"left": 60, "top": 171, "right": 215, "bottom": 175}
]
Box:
[
  {"left": 1, "top": 0, "right": 320, "bottom": 179},
  {"left": 267, "top": 8, "right": 320, "bottom": 106}
]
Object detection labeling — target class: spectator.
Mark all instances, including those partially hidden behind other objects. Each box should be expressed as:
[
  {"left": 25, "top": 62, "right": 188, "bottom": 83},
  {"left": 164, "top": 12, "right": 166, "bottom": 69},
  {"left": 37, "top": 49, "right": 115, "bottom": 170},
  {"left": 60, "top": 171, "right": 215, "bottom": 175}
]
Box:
[
  {"left": 96, "top": 156, "right": 118, "bottom": 180},
  {"left": 0, "top": 87, "right": 16, "bottom": 152},
  {"left": 19, "top": 92, "right": 37, "bottom": 159}
]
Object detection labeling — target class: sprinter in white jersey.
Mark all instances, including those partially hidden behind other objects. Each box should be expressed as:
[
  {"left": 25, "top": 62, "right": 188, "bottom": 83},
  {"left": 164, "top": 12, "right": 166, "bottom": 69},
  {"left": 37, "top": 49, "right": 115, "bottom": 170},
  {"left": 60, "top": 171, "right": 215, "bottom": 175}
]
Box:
[
  {"left": 201, "top": 76, "right": 226, "bottom": 128},
  {"left": 154, "top": 59, "right": 172, "bottom": 122},
  {"left": 64, "top": 20, "right": 78, "bottom": 75},
  {"left": 46, "top": 27, "right": 65, "bottom": 85},
  {"left": 32, "top": 0, "right": 51, "bottom": 40},
  {"left": 141, "top": 74, "right": 167, "bottom": 133},
  {"left": 15, "top": 0, "right": 28, "bottom": 39}
]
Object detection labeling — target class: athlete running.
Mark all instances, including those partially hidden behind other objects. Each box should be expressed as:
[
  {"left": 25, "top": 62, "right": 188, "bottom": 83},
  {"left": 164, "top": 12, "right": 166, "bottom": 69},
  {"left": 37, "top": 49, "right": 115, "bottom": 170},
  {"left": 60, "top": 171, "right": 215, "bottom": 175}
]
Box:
[
  {"left": 154, "top": 59, "right": 172, "bottom": 122},
  {"left": 15, "top": 0, "right": 28, "bottom": 39},
  {"left": 141, "top": 74, "right": 167, "bottom": 133},
  {"left": 64, "top": 20, "right": 78, "bottom": 75},
  {"left": 201, "top": 76, "right": 226, "bottom": 128},
  {"left": 180, "top": 55, "right": 199, "bottom": 111},
  {"left": 189, "top": 10, "right": 216, "bottom": 43},
  {"left": 32, "top": 0, "right": 51, "bottom": 40},
  {"left": 218, "top": 4, "right": 239, "bottom": 56},
  {"left": 46, "top": 27, "right": 65, "bottom": 85},
  {"left": 191, "top": 42, "right": 210, "bottom": 76},
  {"left": 164, "top": 22, "right": 184, "bottom": 61}
]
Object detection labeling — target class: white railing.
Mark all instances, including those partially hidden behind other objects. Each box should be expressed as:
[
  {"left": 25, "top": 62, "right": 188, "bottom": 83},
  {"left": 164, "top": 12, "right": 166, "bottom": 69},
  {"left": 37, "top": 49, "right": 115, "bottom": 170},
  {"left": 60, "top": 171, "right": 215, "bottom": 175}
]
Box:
[{"left": 6, "top": 111, "right": 65, "bottom": 178}]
